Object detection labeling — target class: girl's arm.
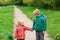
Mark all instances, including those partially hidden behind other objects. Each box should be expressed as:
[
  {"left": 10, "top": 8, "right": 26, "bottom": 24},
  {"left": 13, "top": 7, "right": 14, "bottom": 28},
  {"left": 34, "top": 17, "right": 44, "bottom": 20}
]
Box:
[
  {"left": 32, "top": 19, "right": 35, "bottom": 30},
  {"left": 25, "top": 27, "right": 33, "bottom": 32}
]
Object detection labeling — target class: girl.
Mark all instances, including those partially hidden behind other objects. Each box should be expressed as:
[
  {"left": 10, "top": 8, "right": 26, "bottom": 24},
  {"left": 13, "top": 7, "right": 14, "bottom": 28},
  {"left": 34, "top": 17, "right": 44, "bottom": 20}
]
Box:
[{"left": 14, "top": 20, "right": 32, "bottom": 40}]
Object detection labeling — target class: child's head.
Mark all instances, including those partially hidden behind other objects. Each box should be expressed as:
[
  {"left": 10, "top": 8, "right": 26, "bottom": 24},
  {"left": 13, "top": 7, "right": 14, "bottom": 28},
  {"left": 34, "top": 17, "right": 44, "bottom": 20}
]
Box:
[
  {"left": 33, "top": 9, "right": 40, "bottom": 17},
  {"left": 18, "top": 20, "right": 24, "bottom": 25}
]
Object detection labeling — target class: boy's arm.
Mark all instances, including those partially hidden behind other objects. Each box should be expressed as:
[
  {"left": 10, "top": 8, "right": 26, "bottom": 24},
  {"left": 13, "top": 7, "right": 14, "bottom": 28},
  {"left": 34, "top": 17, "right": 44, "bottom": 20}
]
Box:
[
  {"left": 44, "top": 18, "right": 46, "bottom": 31},
  {"left": 41, "top": 16, "right": 46, "bottom": 34},
  {"left": 42, "top": 17, "right": 46, "bottom": 31},
  {"left": 43, "top": 19, "right": 46, "bottom": 34},
  {"left": 32, "top": 20, "right": 35, "bottom": 30}
]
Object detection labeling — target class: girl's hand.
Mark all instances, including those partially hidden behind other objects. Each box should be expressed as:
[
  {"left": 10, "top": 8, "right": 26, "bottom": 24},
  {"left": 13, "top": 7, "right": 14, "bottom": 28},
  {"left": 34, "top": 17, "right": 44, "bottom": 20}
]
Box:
[{"left": 31, "top": 30, "right": 33, "bottom": 32}]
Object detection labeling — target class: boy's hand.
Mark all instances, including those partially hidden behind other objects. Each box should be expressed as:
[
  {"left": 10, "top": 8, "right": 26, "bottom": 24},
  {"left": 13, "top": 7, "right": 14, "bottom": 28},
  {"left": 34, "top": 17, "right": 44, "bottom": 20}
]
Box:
[
  {"left": 31, "top": 30, "right": 33, "bottom": 32},
  {"left": 43, "top": 31, "right": 45, "bottom": 34}
]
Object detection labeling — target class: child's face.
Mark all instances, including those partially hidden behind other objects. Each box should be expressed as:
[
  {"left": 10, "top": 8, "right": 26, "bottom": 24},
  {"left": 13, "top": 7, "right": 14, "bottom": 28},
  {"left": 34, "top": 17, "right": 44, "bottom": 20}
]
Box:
[{"left": 34, "top": 11, "right": 40, "bottom": 16}]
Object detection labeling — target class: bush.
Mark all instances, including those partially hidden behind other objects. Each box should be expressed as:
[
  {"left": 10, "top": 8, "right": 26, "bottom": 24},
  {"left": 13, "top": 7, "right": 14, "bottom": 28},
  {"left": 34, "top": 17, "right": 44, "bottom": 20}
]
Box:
[
  {"left": 54, "top": 32, "right": 60, "bottom": 40},
  {"left": 31, "top": 0, "right": 60, "bottom": 9},
  {"left": 0, "top": 0, "right": 13, "bottom": 6},
  {"left": 13, "top": 0, "right": 23, "bottom": 5},
  {"left": 23, "top": 0, "right": 33, "bottom": 6},
  {"left": 31, "top": 0, "right": 42, "bottom": 7},
  {"left": 0, "top": 0, "right": 60, "bottom": 9},
  {"left": 8, "top": 32, "right": 13, "bottom": 40},
  {"left": 55, "top": 0, "right": 60, "bottom": 9}
]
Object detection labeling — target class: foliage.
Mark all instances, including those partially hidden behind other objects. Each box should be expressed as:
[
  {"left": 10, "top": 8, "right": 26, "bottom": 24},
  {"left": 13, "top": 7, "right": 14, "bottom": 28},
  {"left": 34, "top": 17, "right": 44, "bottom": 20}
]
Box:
[
  {"left": 0, "top": 0, "right": 11, "bottom": 5},
  {"left": 0, "top": 0, "right": 60, "bottom": 9},
  {"left": 31, "top": 0, "right": 60, "bottom": 9},
  {"left": 23, "top": 0, "right": 33, "bottom": 6},
  {"left": 54, "top": 32, "right": 60, "bottom": 40},
  {"left": 13, "top": 0, "right": 23, "bottom": 5}
]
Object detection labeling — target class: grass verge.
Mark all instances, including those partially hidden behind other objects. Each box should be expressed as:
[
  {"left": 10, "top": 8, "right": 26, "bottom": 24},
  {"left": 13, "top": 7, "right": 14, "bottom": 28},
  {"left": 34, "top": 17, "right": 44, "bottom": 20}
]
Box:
[{"left": 0, "top": 5, "right": 13, "bottom": 40}]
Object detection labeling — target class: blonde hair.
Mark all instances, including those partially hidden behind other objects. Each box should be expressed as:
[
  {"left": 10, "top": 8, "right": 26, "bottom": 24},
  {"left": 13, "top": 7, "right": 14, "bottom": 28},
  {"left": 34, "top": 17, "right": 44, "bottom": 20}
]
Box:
[
  {"left": 18, "top": 20, "right": 24, "bottom": 24},
  {"left": 33, "top": 9, "right": 40, "bottom": 14}
]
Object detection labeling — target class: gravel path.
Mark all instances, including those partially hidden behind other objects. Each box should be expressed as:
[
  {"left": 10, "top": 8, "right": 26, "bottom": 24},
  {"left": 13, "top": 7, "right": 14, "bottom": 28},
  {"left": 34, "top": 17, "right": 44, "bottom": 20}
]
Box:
[{"left": 14, "top": 6, "right": 52, "bottom": 40}]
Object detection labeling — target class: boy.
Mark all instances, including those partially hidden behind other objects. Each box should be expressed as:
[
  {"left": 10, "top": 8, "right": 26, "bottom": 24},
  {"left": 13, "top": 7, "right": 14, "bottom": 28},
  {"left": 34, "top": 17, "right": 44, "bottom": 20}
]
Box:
[
  {"left": 14, "top": 20, "right": 32, "bottom": 40},
  {"left": 32, "top": 9, "right": 46, "bottom": 40}
]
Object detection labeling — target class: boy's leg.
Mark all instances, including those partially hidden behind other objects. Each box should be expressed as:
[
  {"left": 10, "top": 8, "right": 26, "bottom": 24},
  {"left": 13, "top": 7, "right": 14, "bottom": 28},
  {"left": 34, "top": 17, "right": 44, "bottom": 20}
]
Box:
[
  {"left": 40, "top": 32, "right": 44, "bottom": 40},
  {"left": 36, "top": 32, "right": 40, "bottom": 40}
]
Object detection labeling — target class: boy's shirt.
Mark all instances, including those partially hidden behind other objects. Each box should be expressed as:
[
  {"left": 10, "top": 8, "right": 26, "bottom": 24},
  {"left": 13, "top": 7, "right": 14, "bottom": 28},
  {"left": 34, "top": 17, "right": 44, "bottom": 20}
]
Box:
[
  {"left": 32, "top": 13, "right": 46, "bottom": 32},
  {"left": 14, "top": 24, "right": 31, "bottom": 39}
]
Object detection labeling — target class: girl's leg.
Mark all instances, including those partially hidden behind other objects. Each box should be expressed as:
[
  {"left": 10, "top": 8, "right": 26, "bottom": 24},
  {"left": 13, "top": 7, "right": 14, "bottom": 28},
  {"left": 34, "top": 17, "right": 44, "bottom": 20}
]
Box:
[
  {"left": 17, "top": 39, "right": 20, "bottom": 40},
  {"left": 17, "top": 39, "right": 25, "bottom": 40}
]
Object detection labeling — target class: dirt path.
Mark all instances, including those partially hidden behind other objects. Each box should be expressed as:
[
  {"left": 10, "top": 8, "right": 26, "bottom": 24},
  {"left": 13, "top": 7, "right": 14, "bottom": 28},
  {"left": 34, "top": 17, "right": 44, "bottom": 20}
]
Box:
[{"left": 14, "top": 6, "right": 52, "bottom": 40}]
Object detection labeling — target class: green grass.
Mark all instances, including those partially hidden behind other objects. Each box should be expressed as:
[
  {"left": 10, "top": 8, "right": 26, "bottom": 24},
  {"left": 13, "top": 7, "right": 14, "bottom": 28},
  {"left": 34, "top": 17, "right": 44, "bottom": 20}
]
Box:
[
  {"left": 17, "top": 6, "right": 60, "bottom": 39},
  {"left": 0, "top": 5, "right": 13, "bottom": 40}
]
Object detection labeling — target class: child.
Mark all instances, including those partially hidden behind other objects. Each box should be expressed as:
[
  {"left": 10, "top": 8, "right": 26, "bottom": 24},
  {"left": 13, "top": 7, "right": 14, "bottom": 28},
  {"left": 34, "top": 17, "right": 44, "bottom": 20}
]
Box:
[
  {"left": 32, "top": 9, "right": 46, "bottom": 40},
  {"left": 14, "top": 20, "right": 32, "bottom": 40}
]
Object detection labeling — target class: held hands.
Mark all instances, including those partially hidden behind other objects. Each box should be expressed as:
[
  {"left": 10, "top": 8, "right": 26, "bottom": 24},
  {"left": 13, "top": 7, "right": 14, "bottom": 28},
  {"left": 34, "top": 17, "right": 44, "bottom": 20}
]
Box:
[
  {"left": 31, "top": 29, "right": 33, "bottom": 32},
  {"left": 30, "top": 28, "right": 33, "bottom": 32}
]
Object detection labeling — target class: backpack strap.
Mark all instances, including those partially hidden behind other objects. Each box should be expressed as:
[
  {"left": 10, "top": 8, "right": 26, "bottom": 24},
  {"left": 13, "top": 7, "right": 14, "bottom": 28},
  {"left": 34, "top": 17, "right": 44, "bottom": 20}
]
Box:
[
  {"left": 16, "top": 25, "right": 26, "bottom": 33},
  {"left": 41, "top": 16, "right": 45, "bottom": 23},
  {"left": 23, "top": 25, "right": 26, "bottom": 31},
  {"left": 16, "top": 27, "right": 18, "bottom": 33}
]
